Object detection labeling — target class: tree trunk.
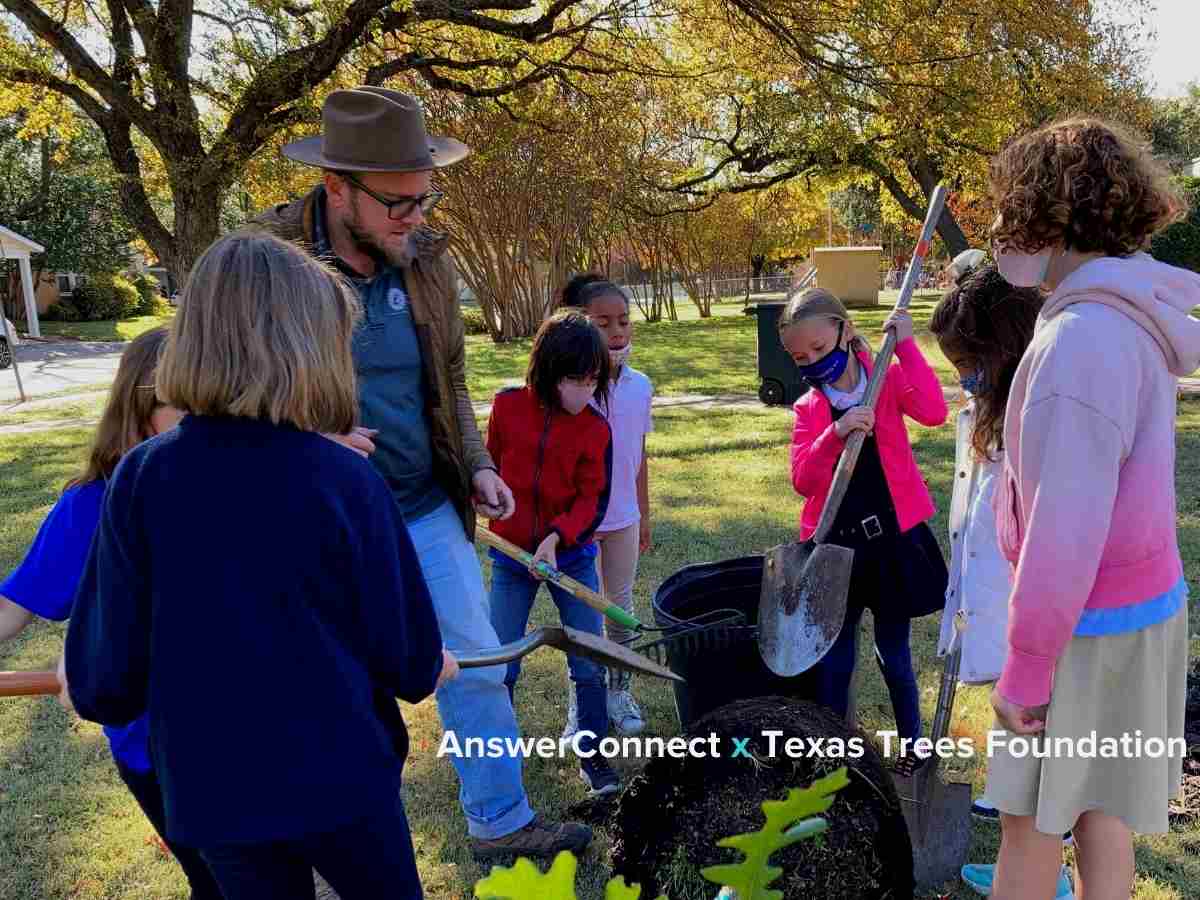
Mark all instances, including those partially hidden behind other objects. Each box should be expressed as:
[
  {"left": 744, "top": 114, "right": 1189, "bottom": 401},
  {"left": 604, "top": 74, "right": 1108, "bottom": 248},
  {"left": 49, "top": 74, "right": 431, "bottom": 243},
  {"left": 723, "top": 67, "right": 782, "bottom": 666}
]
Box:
[
  {"left": 907, "top": 156, "right": 968, "bottom": 257},
  {"left": 867, "top": 157, "right": 969, "bottom": 257},
  {"left": 162, "top": 180, "right": 224, "bottom": 288}
]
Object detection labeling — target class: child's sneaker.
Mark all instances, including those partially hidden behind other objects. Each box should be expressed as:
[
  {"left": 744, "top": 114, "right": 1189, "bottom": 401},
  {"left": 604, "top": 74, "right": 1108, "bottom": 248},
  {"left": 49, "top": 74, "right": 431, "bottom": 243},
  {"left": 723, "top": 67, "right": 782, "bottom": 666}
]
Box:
[
  {"left": 960, "top": 863, "right": 1073, "bottom": 898},
  {"left": 971, "top": 796, "right": 1000, "bottom": 822},
  {"left": 562, "top": 691, "right": 579, "bottom": 742},
  {"left": 579, "top": 757, "right": 620, "bottom": 796},
  {"left": 607, "top": 682, "right": 645, "bottom": 737}
]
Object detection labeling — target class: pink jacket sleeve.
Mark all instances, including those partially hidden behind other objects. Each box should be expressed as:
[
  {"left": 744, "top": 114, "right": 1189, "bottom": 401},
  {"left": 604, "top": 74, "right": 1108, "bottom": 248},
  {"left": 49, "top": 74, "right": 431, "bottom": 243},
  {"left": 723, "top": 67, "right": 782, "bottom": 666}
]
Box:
[
  {"left": 790, "top": 405, "right": 843, "bottom": 497},
  {"left": 995, "top": 394, "right": 1123, "bottom": 708},
  {"left": 891, "top": 337, "right": 948, "bottom": 427}
]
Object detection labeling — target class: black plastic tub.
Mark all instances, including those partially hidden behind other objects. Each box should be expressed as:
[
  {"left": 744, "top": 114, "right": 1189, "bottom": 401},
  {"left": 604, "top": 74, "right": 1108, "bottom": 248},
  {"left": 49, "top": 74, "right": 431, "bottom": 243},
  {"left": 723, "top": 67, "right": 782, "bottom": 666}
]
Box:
[{"left": 652, "top": 555, "right": 821, "bottom": 729}]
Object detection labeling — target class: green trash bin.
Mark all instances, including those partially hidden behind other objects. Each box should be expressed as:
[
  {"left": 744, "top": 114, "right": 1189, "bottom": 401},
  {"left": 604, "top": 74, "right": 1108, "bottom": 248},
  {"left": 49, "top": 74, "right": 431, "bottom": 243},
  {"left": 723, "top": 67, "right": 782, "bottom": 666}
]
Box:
[{"left": 745, "top": 302, "right": 809, "bottom": 406}]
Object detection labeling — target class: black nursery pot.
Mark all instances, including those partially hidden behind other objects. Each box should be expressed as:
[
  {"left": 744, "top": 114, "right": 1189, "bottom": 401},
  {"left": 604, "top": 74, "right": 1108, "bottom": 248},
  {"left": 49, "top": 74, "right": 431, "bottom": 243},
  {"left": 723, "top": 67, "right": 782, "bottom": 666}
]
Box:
[{"left": 652, "top": 555, "right": 821, "bottom": 729}]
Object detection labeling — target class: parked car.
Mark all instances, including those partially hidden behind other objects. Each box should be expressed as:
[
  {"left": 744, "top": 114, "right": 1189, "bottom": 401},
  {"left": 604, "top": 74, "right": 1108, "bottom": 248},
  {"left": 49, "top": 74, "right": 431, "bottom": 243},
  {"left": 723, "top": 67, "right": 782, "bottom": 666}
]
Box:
[{"left": 0, "top": 317, "right": 19, "bottom": 370}]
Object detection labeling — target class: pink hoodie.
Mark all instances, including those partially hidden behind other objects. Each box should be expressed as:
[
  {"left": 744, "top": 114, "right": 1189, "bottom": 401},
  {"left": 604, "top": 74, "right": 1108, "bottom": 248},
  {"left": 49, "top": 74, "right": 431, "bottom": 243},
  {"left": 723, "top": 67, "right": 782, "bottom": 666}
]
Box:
[
  {"left": 995, "top": 253, "right": 1200, "bottom": 708},
  {"left": 791, "top": 339, "right": 948, "bottom": 540}
]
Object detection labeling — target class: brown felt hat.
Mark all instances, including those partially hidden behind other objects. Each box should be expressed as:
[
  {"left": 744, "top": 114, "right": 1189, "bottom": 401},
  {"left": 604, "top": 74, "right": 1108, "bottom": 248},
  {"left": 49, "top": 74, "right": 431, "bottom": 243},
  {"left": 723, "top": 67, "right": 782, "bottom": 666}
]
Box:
[{"left": 282, "top": 87, "right": 470, "bottom": 172}]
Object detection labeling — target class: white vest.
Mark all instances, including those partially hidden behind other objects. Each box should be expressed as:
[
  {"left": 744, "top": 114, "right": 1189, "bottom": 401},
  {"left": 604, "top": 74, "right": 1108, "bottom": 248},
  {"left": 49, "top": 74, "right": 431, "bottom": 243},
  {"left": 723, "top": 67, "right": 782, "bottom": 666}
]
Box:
[{"left": 938, "top": 403, "right": 1011, "bottom": 684}]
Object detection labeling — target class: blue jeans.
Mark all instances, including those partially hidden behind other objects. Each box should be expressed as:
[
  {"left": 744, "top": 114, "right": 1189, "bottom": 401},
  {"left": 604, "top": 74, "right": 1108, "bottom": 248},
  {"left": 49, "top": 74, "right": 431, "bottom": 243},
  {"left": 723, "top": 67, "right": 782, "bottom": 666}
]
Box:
[
  {"left": 405, "top": 501, "right": 534, "bottom": 839},
  {"left": 816, "top": 602, "right": 922, "bottom": 741},
  {"left": 489, "top": 549, "right": 608, "bottom": 757},
  {"left": 197, "top": 793, "right": 421, "bottom": 899}
]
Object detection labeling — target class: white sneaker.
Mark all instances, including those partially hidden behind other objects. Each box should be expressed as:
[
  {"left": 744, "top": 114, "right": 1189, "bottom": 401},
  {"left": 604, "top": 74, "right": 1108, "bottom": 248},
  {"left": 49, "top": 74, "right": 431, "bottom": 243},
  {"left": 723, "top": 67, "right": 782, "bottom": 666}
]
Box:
[
  {"left": 562, "top": 691, "right": 579, "bottom": 742},
  {"left": 607, "top": 687, "right": 645, "bottom": 737}
]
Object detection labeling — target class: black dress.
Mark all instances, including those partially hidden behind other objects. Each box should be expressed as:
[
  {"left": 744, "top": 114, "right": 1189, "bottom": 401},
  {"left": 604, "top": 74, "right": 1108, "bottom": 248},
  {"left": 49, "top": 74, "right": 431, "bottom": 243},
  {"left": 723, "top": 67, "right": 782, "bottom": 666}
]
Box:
[{"left": 828, "top": 406, "right": 947, "bottom": 620}]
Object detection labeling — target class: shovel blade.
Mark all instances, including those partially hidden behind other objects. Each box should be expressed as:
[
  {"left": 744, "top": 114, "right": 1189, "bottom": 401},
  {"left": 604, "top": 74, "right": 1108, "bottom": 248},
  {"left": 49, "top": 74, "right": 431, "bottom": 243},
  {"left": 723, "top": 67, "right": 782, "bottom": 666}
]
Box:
[
  {"left": 551, "top": 626, "right": 685, "bottom": 683},
  {"left": 898, "top": 772, "right": 972, "bottom": 891},
  {"left": 757, "top": 541, "right": 853, "bottom": 677}
]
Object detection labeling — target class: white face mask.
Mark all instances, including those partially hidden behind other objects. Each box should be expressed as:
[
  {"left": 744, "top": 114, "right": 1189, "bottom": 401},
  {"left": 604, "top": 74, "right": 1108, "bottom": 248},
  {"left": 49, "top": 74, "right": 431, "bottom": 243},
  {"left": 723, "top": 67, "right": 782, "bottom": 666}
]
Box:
[
  {"left": 558, "top": 379, "right": 596, "bottom": 415},
  {"left": 994, "top": 242, "right": 1055, "bottom": 288},
  {"left": 609, "top": 343, "right": 632, "bottom": 368}
]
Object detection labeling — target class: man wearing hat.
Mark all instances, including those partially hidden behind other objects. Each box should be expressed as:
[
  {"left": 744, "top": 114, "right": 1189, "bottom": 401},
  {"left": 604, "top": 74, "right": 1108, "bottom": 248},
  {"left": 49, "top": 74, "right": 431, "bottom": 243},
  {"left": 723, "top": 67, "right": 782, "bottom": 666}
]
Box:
[{"left": 256, "top": 87, "right": 593, "bottom": 861}]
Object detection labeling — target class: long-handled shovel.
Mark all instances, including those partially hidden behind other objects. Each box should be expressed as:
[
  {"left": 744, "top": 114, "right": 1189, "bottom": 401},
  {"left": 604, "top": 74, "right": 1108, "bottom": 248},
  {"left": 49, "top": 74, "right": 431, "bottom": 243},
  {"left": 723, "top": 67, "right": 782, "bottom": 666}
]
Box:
[
  {"left": 895, "top": 610, "right": 971, "bottom": 891},
  {"left": 756, "top": 184, "right": 948, "bottom": 677},
  {"left": 475, "top": 527, "right": 643, "bottom": 631},
  {"left": 0, "top": 626, "right": 683, "bottom": 701}
]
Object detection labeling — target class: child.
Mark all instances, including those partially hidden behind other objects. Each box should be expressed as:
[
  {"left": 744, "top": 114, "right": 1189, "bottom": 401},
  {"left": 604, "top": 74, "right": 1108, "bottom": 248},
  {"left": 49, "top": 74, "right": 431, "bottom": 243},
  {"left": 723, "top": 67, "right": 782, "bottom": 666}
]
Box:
[
  {"left": 486, "top": 309, "right": 618, "bottom": 796},
  {"left": 559, "top": 274, "right": 653, "bottom": 738},
  {"left": 63, "top": 230, "right": 454, "bottom": 900},
  {"left": 982, "top": 118, "right": 1198, "bottom": 900},
  {"left": 929, "top": 260, "right": 1079, "bottom": 853},
  {"left": 930, "top": 260, "right": 1042, "bottom": 689},
  {"left": 781, "top": 287, "right": 949, "bottom": 775},
  {"left": 0, "top": 328, "right": 222, "bottom": 899}
]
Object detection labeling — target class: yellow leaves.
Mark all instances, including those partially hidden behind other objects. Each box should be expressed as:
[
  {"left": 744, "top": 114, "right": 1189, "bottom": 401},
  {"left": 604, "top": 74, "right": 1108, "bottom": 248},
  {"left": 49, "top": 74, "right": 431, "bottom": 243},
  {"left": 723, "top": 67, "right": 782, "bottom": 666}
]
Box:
[
  {"left": 472, "top": 850, "right": 667, "bottom": 900},
  {"left": 474, "top": 851, "right": 581, "bottom": 900}
]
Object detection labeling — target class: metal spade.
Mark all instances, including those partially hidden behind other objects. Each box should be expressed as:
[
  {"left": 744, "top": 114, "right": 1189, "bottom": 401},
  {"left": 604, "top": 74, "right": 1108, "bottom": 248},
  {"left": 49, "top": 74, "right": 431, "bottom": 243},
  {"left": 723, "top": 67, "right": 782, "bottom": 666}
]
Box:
[{"left": 0, "top": 625, "right": 682, "bottom": 700}]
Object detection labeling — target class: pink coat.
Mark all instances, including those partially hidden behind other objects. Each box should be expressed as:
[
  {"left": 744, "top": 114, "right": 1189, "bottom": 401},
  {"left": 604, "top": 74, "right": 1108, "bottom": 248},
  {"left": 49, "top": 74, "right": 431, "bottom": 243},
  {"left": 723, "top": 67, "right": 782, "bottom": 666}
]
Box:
[{"left": 790, "top": 339, "right": 948, "bottom": 540}]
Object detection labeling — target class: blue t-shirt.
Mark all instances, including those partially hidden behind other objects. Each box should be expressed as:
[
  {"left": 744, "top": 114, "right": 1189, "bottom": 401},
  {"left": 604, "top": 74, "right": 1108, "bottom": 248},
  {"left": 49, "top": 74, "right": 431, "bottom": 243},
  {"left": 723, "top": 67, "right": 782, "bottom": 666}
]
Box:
[
  {"left": 0, "top": 480, "right": 151, "bottom": 772},
  {"left": 352, "top": 270, "right": 447, "bottom": 522}
]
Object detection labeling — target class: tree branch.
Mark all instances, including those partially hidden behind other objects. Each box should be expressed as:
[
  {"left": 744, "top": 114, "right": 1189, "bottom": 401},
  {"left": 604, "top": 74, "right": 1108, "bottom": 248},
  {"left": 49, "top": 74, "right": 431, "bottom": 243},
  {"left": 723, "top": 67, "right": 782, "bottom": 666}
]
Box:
[
  {"left": 0, "top": 0, "right": 158, "bottom": 137},
  {"left": 200, "top": 0, "right": 397, "bottom": 186}
]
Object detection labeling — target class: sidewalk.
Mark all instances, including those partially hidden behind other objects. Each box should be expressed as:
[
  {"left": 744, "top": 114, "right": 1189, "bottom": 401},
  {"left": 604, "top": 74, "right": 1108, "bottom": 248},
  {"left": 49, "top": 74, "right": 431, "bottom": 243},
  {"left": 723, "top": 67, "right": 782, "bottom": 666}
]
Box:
[{"left": 5, "top": 380, "right": 1200, "bottom": 436}]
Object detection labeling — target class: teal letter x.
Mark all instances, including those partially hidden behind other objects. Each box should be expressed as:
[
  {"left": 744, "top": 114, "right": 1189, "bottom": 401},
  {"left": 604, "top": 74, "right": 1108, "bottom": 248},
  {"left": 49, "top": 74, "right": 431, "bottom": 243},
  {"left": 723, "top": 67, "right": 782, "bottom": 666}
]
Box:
[{"left": 730, "top": 737, "right": 752, "bottom": 759}]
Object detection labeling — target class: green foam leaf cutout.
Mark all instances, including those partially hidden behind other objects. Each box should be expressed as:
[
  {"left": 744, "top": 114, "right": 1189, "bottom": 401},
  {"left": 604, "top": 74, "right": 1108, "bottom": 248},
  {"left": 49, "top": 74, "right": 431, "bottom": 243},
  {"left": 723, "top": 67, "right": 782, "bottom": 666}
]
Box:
[
  {"left": 473, "top": 851, "right": 666, "bottom": 900},
  {"left": 698, "top": 766, "right": 849, "bottom": 900}
]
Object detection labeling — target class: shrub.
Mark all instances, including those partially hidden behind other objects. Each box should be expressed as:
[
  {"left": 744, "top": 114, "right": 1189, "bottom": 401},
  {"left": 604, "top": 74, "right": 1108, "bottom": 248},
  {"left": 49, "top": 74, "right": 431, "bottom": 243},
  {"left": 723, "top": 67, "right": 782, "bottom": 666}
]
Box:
[
  {"left": 41, "top": 296, "right": 82, "bottom": 322},
  {"left": 1150, "top": 176, "right": 1200, "bottom": 273},
  {"left": 461, "top": 306, "right": 490, "bottom": 335},
  {"left": 130, "top": 273, "right": 171, "bottom": 316},
  {"left": 72, "top": 274, "right": 141, "bottom": 321}
]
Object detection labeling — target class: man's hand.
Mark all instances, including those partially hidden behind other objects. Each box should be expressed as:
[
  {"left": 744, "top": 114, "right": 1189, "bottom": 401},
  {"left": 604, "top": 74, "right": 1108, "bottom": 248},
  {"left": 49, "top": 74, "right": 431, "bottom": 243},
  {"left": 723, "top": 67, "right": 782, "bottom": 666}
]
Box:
[
  {"left": 473, "top": 469, "right": 515, "bottom": 521},
  {"left": 436, "top": 648, "right": 460, "bottom": 690},
  {"left": 639, "top": 518, "right": 652, "bottom": 554},
  {"left": 531, "top": 532, "right": 560, "bottom": 579},
  {"left": 321, "top": 426, "right": 379, "bottom": 458},
  {"left": 990, "top": 687, "right": 1047, "bottom": 735},
  {"left": 56, "top": 652, "right": 74, "bottom": 714}
]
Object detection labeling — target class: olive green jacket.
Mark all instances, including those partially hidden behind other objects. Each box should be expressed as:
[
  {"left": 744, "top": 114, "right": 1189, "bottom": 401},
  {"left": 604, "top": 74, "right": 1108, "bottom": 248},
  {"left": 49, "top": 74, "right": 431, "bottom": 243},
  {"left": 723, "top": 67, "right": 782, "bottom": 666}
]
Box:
[{"left": 255, "top": 187, "right": 493, "bottom": 537}]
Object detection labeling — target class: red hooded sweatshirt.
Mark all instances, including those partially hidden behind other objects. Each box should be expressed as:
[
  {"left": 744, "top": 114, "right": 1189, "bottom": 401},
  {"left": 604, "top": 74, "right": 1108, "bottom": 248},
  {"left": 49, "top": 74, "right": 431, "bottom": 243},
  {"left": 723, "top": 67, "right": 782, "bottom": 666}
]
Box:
[{"left": 486, "top": 386, "right": 612, "bottom": 554}]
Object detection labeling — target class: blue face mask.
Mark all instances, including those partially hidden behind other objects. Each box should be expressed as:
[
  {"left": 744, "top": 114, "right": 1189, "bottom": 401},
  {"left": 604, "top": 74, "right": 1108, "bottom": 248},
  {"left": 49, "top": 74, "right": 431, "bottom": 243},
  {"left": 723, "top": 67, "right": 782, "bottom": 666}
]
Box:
[
  {"left": 959, "top": 369, "right": 985, "bottom": 395},
  {"left": 797, "top": 321, "right": 850, "bottom": 385}
]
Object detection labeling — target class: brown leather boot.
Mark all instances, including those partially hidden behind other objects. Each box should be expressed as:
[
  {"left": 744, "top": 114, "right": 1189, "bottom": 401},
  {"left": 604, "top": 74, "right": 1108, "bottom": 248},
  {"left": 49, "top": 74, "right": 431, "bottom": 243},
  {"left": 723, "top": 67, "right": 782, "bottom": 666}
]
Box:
[{"left": 469, "top": 815, "right": 592, "bottom": 861}]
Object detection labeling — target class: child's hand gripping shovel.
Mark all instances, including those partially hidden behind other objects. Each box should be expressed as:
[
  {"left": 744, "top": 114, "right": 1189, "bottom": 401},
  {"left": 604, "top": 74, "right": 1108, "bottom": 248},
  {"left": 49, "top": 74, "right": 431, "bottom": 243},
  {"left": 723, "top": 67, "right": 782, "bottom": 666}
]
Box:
[
  {"left": 756, "top": 184, "right": 948, "bottom": 677},
  {"left": 474, "top": 527, "right": 643, "bottom": 633},
  {"left": 0, "top": 628, "right": 684, "bottom": 699}
]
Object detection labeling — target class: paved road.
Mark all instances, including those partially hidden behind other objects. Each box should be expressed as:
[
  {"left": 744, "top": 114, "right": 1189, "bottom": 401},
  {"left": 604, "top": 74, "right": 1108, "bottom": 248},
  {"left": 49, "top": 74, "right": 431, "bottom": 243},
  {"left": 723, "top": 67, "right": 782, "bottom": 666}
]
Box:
[{"left": 0, "top": 340, "right": 125, "bottom": 403}]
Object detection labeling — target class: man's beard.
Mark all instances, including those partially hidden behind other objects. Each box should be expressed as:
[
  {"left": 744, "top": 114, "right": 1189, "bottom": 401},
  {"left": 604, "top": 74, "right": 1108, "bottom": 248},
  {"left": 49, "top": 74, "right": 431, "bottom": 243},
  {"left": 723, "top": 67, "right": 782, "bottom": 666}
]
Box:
[{"left": 344, "top": 194, "right": 416, "bottom": 268}]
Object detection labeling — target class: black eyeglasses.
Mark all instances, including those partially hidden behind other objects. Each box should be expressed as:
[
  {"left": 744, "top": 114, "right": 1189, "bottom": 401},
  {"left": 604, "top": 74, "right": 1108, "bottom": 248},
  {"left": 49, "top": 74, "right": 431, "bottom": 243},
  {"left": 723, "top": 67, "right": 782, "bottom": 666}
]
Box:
[{"left": 342, "top": 174, "right": 444, "bottom": 221}]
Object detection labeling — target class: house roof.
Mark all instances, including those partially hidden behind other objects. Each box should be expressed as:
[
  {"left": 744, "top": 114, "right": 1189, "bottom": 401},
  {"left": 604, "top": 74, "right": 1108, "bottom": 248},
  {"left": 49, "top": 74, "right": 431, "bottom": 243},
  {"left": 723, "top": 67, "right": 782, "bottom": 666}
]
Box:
[{"left": 0, "top": 224, "right": 46, "bottom": 256}]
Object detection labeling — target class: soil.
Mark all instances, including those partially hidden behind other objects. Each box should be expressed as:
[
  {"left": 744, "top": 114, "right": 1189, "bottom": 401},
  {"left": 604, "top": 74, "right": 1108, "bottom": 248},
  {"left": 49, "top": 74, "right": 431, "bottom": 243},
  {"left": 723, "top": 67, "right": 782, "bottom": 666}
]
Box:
[{"left": 609, "top": 696, "right": 914, "bottom": 899}]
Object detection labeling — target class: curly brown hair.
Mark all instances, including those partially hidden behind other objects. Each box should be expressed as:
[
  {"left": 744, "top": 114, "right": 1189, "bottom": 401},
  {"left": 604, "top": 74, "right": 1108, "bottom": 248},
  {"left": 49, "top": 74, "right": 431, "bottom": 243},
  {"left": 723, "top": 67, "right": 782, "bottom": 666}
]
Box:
[
  {"left": 930, "top": 266, "right": 1042, "bottom": 461},
  {"left": 989, "top": 117, "right": 1184, "bottom": 256}
]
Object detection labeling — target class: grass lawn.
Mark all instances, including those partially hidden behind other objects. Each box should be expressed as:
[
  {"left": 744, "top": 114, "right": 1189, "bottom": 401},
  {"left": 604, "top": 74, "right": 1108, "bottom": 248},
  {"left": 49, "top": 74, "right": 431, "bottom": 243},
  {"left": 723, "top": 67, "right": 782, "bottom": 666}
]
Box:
[
  {"left": 462, "top": 291, "right": 952, "bottom": 401},
  {"left": 37, "top": 314, "right": 175, "bottom": 342},
  {"left": 0, "top": 299, "right": 1196, "bottom": 898}
]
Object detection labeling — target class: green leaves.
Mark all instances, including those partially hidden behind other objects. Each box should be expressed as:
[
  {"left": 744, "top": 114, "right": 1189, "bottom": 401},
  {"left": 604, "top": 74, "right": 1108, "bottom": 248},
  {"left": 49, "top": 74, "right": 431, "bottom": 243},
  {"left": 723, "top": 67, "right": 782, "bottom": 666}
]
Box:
[
  {"left": 699, "top": 767, "right": 849, "bottom": 900},
  {"left": 474, "top": 851, "right": 581, "bottom": 900},
  {"left": 470, "top": 769, "right": 848, "bottom": 900},
  {"left": 473, "top": 851, "right": 668, "bottom": 900}
]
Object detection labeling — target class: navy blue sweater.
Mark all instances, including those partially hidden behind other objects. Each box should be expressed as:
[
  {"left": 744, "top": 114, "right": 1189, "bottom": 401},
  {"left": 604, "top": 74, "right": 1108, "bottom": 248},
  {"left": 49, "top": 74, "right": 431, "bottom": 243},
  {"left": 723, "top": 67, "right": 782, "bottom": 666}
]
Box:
[{"left": 65, "top": 415, "right": 444, "bottom": 847}]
